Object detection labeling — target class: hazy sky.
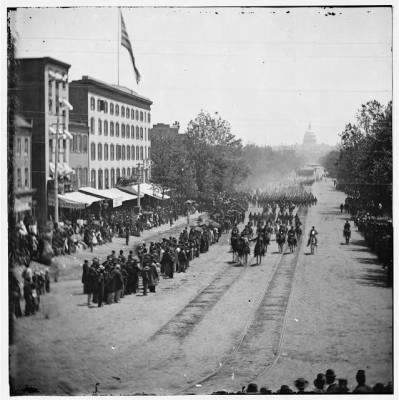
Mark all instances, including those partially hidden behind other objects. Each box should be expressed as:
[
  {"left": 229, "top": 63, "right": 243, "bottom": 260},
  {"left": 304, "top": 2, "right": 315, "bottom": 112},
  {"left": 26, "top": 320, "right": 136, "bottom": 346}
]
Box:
[{"left": 10, "top": 6, "right": 392, "bottom": 146}]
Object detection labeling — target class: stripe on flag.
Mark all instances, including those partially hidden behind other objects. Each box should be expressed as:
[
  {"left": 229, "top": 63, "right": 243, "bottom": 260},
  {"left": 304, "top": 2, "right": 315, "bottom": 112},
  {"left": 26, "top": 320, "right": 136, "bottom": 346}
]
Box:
[{"left": 120, "top": 10, "right": 141, "bottom": 84}]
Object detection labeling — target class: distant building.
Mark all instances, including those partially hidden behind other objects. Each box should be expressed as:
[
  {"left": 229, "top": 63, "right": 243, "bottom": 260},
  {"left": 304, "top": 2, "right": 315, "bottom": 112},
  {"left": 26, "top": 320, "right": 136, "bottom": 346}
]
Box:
[
  {"left": 16, "top": 57, "right": 73, "bottom": 224},
  {"left": 302, "top": 123, "right": 317, "bottom": 146},
  {"left": 149, "top": 121, "right": 180, "bottom": 140},
  {"left": 69, "top": 76, "right": 153, "bottom": 189},
  {"left": 14, "top": 114, "right": 36, "bottom": 218}
]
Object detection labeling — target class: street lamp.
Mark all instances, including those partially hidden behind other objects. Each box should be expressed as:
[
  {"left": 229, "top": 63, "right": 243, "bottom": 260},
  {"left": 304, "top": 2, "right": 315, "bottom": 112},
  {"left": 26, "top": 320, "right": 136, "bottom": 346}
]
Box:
[{"left": 54, "top": 97, "right": 73, "bottom": 224}]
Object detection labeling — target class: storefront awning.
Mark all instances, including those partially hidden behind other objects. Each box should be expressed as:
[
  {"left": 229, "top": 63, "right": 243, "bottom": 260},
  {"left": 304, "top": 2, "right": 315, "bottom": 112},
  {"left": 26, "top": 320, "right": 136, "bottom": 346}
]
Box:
[
  {"left": 117, "top": 185, "right": 145, "bottom": 198},
  {"left": 49, "top": 191, "right": 101, "bottom": 209},
  {"left": 79, "top": 187, "right": 127, "bottom": 208},
  {"left": 105, "top": 188, "right": 137, "bottom": 203},
  {"left": 130, "top": 183, "right": 171, "bottom": 200}
]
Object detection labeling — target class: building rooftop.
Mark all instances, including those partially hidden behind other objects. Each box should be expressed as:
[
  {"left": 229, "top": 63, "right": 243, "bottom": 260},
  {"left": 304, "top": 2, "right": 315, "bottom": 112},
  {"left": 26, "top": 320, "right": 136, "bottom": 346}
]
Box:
[
  {"left": 16, "top": 57, "right": 71, "bottom": 69},
  {"left": 71, "top": 75, "right": 152, "bottom": 105}
]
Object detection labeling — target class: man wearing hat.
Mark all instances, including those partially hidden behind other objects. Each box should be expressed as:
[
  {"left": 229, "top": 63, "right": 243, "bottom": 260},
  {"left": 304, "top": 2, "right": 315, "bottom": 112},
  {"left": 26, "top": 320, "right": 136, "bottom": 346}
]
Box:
[
  {"left": 325, "top": 369, "right": 338, "bottom": 393},
  {"left": 312, "top": 373, "right": 326, "bottom": 393}
]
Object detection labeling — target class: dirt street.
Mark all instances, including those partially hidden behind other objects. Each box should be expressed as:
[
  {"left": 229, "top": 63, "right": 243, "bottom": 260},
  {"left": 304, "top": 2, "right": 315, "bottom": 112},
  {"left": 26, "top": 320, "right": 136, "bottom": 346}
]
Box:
[{"left": 10, "top": 180, "right": 392, "bottom": 395}]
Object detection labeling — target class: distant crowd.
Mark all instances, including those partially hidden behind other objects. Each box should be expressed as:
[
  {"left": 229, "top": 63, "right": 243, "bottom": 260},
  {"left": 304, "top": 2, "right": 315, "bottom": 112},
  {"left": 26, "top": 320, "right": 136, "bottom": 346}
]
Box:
[
  {"left": 341, "top": 195, "right": 393, "bottom": 286},
  {"left": 212, "top": 369, "right": 392, "bottom": 395}
]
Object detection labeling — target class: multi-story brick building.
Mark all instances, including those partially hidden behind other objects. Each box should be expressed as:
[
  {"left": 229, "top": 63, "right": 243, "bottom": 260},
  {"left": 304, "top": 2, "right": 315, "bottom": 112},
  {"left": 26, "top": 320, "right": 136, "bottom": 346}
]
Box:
[
  {"left": 69, "top": 76, "right": 152, "bottom": 190},
  {"left": 14, "top": 114, "right": 36, "bottom": 218},
  {"left": 16, "top": 57, "right": 73, "bottom": 224},
  {"left": 69, "top": 120, "right": 89, "bottom": 189}
]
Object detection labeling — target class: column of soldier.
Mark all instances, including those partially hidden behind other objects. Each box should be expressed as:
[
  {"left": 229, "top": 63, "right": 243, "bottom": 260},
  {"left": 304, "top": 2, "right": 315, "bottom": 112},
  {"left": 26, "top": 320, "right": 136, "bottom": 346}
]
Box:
[{"left": 81, "top": 224, "right": 222, "bottom": 307}]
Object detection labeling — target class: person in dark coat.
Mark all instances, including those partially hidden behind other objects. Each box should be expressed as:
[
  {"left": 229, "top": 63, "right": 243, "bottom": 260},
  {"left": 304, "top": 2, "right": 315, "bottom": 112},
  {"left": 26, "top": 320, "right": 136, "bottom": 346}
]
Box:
[
  {"left": 81, "top": 260, "right": 90, "bottom": 294},
  {"left": 161, "top": 248, "right": 174, "bottom": 279},
  {"left": 44, "top": 268, "right": 51, "bottom": 293},
  {"left": 87, "top": 263, "right": 98, "bottom": 306},
  {"left": 97, "top": 266, "right": 105, "bottom": 307},
  {"left": 10, "top": 271, "right": 22, "bottom": 318},
  {"left": 114, "top": 265, "right": 124, "bottom": 303},
  {"left": 178, "top": 247, "right": 188, "bottom": 273},
  {"left": 125, "top": 226, "right": 130, "bottom": 246}
]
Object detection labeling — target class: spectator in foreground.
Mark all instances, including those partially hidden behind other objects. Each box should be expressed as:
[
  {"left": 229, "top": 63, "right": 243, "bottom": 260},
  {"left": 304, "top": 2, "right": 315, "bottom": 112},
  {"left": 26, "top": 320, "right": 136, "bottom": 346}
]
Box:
[
  {"left": 246, "top": 383, "right": 258, "bottom": 393},
  {"left": 277, "top": 385, "right": 293, "bottom": 394},
  {"left": 352, "top": 369, "right": 372, "bottom": 393},
  {"left": 325, "top": 369, "right": 338, "bottom": 393},
  {"left": 337, "top": 378, "right": 350, "bottom": 393},
  {"left": 294, "top": 378, "right": 309, "bottom": 393},
  {"left": 312, "top": 373, "right": 326, "bottom": 393}
]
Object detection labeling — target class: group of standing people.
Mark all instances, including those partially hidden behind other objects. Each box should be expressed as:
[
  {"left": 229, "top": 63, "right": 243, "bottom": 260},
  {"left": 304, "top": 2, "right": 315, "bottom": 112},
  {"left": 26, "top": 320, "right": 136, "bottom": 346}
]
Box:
[
  {"left": 10, "top": 261, "right": 51, "bottom": 318},
  {"left": 81, "top": 222, "right": 223, "bottom": 307}
]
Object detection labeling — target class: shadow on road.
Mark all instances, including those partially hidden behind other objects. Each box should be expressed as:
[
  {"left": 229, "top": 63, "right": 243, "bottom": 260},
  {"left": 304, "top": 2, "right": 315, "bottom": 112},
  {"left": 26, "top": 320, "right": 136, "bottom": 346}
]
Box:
[
  {"left": 349, "top": 238, "right": 368, "bottom": 247},
  {"left": 354, "top": 264, "right": 388, "bottom": 288}
]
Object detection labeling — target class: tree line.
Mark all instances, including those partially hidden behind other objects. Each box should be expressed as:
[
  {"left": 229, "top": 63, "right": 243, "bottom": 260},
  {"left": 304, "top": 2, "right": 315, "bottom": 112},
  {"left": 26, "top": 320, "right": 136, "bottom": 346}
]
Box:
[
  {"left": 320, "top": 100, "right": 392, "bottom": 212},
  {"left": 150, "top": 110, "right": 305, "bottom": 201}
]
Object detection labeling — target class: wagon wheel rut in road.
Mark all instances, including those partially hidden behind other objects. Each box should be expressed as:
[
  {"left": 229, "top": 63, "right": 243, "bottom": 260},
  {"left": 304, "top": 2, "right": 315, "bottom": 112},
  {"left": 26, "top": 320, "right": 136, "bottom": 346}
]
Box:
[{"left": 179, "top": 210, "right": 307, "bottom": 394}]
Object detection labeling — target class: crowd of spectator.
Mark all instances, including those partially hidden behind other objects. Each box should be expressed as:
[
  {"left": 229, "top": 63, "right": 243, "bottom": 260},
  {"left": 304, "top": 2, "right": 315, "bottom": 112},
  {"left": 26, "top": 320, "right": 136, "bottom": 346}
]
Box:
[
  {"left": 341, "top": 195, "right": 393, "bottom": 286},
  {"left": 10, "top": 261, "right": 51, "bottom": 318},
  {"left": 80, "top": 223, "right": 223, "bottom": 306},
  {"left": 14, "top": 204, "right": 190, "bottom": 268},
  {"left": 211, "top": 369, "right": 392, "bottom": 395}
]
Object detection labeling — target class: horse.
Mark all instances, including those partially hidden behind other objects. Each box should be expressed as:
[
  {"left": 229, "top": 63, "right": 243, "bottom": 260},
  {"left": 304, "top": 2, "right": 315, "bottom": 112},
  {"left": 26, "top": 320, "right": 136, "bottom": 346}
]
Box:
[
  {"left": 231, "top": 235, "right": 240, "bottom": 262},
  {"left": 287, "top": 233, "right": 297, "bottom": 253},
  {"left": 263, "top": 230, "right": 272, "bottom": 254},
  {"left": 343, "top": 228, "right": 351, "bottom": 244},
  {"left": 276, "top": 232, "right": 286, "bottom": 253},
  {"left": 254, "top": 237, "right": 265, "bottom": 264},
  {"left": 295, "top": 225, "right": 302, "bottom": 241},
  {"left": 238, "top": 237, "right": 250, "bottom": 265},
  {"left": 310, "top": 235, "right": 317, "bottom": 255}
]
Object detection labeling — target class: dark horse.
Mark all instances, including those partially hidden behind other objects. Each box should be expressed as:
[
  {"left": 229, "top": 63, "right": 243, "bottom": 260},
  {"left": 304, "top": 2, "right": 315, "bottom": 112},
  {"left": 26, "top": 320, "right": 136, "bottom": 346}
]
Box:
[
  {"left": 276, "top": 231, "right": 286, "bottom": 253},
  {"left": 237, "top": 237, "right": 250, "bottom": 265},
  {"left": 287, "top": 232, "right": 297, "bottom": 253},
  {"left": 254, "top": 237, "right": 265, "bottom": 264},
  {"left": 231, "top": 234, "right": 240, "bottom": 262},
  {"left": 343, "top": 228, "right": 351, "bottom": 244}
]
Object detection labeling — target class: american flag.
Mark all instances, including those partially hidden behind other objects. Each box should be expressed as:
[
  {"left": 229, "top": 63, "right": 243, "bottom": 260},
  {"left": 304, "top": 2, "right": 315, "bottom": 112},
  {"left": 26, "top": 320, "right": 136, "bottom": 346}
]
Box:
[{"left": 120, "top": 9, "right": 141, "bottom": 84}]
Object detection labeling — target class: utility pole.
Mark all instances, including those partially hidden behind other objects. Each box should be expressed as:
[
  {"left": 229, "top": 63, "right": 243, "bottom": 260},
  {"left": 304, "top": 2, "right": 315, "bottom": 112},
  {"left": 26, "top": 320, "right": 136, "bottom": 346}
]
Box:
[
  {"left": 54, "top": 106, "right": 60, "bottom": 224},
  {"left": 137, "top": 162, "right": 141, "bottom": 211}
]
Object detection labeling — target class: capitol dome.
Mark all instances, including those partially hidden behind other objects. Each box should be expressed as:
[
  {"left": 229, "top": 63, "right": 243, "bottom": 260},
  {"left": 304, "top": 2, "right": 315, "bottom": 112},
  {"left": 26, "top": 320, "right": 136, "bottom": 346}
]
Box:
[{"left": 303, "top": 123, "right": 317, "bottom": 146}]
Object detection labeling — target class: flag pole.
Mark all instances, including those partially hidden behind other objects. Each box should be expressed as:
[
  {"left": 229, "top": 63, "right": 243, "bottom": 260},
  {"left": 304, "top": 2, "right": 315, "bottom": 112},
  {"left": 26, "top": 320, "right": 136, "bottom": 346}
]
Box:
[{"left": 117, "top": 8, "right": 120, "bottom": 85}]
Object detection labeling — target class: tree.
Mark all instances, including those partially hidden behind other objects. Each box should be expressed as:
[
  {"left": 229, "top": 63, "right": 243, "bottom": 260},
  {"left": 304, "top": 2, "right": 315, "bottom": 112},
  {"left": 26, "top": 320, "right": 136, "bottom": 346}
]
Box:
[
  {"left": 185, "top": 111, "right": 249, "bottom": 197},
  {"left": 150, "top": 135, "right": 197, "bottom": 199},
  {"left": 334, "top": 100, "right": 392, "bottom": 212}
]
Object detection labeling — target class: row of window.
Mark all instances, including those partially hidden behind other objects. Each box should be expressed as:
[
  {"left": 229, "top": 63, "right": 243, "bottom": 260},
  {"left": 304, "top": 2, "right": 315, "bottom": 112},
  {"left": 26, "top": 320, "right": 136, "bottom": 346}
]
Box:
[
  {"left": 90, "top": 97, "right": 151, "bottom": 123},
  {"left": 16, "top": 167, "right": 30, "bottom": 189},
  {"left": 71, "top": 134, "right": 88, "bottom": 153},
  {"left": 48, "top": 75, "right": 66, "bottom": 115},
  {"left": 75, "top": 167, "right": 142, "bottom": 190},
  {"left": 16, "top": 138, "right": 29, "bottom": 156},
  {"left": 90, "top": 143, "right": 149, "bottom": 162},
  {"left": 89, "top": 118, "right": 148, "bottom": 140}
]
